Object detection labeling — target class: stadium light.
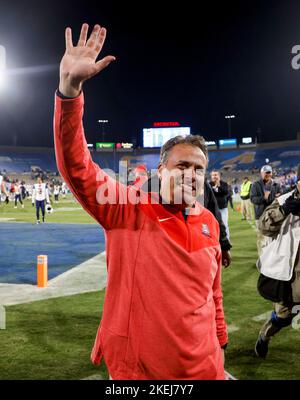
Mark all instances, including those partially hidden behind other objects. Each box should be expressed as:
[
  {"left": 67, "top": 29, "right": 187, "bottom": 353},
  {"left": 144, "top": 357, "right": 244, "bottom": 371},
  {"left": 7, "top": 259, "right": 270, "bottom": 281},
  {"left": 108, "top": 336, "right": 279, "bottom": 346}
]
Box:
[
  {"left": 0, "top": 44, "right": 59, "bottom": 93},
  {"left": 0, "top": 45, "right": 6, "bottom": 90},
  {"left": 224, "top": 115, "right": 236, "bottom": 138},
  {"left": 98, "top": 119, "right": 109, "bottom": 142},
  {"left": 0, "top": 69, "right": 6, "bottom": 89}
]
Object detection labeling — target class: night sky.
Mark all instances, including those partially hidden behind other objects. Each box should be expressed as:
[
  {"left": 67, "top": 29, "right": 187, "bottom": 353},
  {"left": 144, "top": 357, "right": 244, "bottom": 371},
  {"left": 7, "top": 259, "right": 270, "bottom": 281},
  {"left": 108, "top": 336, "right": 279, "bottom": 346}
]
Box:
[{"left": 0, "top": 0, "right": 300, "bottom": 147}]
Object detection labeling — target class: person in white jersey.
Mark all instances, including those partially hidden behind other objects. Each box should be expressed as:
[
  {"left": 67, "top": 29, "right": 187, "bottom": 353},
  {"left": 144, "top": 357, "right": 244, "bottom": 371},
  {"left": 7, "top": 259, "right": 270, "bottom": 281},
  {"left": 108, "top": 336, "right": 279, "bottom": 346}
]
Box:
[
  {"left": 61, "top": 182, "right": 67, "bottom": 198},
  {"left": 32, "top": 176, "right": 50, "bottom": 224},
  {"left": 0, "top": 173, "right": 9, "bottom": 204},
  {"left": 53, "top": 184, "right": 60, "bottom": 203},
  {"left": 14, "top": 180, "right": 24, "bottom": 209}
]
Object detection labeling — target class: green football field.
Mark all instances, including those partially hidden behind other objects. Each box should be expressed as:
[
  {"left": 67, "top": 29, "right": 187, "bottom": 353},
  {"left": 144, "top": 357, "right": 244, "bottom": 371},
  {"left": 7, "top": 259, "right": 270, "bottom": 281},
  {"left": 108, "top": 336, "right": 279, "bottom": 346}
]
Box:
[
  {"left": 1, "top": 197, "right": 300, "bottom": 380},
  {"left": 0, "top": 196, "right": 95, "bottom": 224}
]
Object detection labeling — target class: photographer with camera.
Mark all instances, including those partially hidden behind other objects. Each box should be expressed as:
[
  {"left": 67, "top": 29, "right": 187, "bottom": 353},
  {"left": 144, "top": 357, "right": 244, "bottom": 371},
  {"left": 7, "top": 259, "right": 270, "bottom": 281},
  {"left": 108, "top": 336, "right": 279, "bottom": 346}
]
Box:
[
  {"left": 250, "top": 165, "right": 281, "bottom": 255},
  {"left": 255, "top": 167, "right": 300, "bottom": 358}
]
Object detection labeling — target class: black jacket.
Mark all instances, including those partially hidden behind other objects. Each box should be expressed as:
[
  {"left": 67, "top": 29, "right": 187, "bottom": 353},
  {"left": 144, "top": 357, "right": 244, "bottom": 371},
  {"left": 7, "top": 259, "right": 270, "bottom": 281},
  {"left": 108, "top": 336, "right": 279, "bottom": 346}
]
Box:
[
  {"left": 209, "top": 180, "right": 229, "bottom": 210},
  {"left": 204, "top": 181, "right": 232, "bottom": 251},
  {"left": 250, "top": 179, "right": 281, "bottom": 220},
  {"left": 141, "top": 176, "right": 232, "bottom": 251}
]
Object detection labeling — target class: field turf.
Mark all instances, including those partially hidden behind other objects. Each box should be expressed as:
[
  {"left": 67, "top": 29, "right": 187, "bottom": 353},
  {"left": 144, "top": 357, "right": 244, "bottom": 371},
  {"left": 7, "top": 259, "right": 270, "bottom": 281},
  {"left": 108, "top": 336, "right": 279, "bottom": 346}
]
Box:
[{"left": 1, "top": 198, "right": 300, "bottom": 379}]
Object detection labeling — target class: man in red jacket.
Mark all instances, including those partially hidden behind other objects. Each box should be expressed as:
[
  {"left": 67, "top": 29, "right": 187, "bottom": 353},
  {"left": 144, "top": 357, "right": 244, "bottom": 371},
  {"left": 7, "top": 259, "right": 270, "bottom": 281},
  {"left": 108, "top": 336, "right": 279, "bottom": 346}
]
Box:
[{"left": 54, "top": 23, "right": 228, "bottom": 380}]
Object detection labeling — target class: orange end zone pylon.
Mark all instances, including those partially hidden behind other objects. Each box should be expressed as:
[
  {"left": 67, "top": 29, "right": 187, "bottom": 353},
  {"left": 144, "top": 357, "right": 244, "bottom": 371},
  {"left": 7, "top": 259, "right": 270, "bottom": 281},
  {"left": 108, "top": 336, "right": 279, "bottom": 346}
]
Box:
[{"left": 37, "top": 255, "right": 48, "bottom": 288}]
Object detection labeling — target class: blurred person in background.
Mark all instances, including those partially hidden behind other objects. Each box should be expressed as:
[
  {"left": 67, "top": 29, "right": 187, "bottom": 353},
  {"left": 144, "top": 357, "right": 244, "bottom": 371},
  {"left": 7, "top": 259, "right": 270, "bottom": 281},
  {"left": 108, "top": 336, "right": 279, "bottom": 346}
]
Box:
[
  {"left": 255, "top": 169, "right": 300, "bottom": 358},
  {"left": 14, "top": 180, "right": 24, "bottom": 209},
  {"left": 240, "top": 177, "right": 252, "bottom": 220},
  {"left": 250, "top": 165, "right": 281, "bottom": 255},
  {"left": 227, "top": 182, "right": 234, "bottom": 212},
  {"left": 0, "top": 172, "right": 9, "bottom": 204},
  {"left": 20, "top": 181, "right": 27, "bottom": 200},
  {"left": 9, "top": 181, "right": 15, "bottom": 201},
  {"left": 32, "top": 176, "right": 50, "bottom": 224},
  {"left": 61, "top": 182, "right": 67, "bottom": 198},
  {"left": 53, "top": 184, "right": 60, "bottom": 203},
  {"left": 209, "top": 171, "right": 230, "bottom": 240}
]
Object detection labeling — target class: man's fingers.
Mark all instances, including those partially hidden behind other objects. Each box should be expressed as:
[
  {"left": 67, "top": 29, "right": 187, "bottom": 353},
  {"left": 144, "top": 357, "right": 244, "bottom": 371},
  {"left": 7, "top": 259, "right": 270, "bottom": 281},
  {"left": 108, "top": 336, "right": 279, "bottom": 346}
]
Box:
[
  {"left": 94, "top": 27, "right": 107, "bottom": 54},
  {"left": 77, "top": 23, "right": 89, "bottom": 46},
  {"left": 86, "top": 24, "right": 101, "bottom": 48},
  {"left": 65, "top": 27, "right": 73, "bottom": 50},
  {"left": 95, "top": 55, "right": 116, "bottom": 74},
  {"left": 222, "top": 251, "right": 232, "bottom": 268}
]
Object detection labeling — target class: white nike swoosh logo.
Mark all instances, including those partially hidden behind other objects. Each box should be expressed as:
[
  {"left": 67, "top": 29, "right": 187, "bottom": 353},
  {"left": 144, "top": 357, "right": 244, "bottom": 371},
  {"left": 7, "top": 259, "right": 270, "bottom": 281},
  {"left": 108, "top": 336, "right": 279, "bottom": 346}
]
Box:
[{"left": 158, "top": 217, "right": 174, "bottom": 222}]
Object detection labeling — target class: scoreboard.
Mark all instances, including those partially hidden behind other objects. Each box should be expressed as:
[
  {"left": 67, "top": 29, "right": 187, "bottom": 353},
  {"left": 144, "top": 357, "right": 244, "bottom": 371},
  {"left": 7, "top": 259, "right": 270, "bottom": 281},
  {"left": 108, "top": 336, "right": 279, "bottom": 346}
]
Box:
[{"left": 143, "top": 127, "right": 191, "bottom": 148}]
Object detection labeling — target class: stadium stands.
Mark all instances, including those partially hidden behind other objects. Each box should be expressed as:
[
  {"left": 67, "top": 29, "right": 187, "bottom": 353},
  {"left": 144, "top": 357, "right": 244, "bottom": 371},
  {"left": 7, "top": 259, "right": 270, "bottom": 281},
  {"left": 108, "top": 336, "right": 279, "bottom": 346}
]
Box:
[
  {"left": 0, "top": 140, "right": 299, "bottom": 174},
  {"left": 0, "top": 146, "right": 57, "bottom": 173}
]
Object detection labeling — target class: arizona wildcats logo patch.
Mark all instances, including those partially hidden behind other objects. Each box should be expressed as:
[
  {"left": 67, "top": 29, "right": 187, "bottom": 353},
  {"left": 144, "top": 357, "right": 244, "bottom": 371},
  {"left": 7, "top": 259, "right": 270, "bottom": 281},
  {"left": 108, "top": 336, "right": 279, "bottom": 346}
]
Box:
[{"left": 202, "top": 224, "right": 211, "bottom": 237}]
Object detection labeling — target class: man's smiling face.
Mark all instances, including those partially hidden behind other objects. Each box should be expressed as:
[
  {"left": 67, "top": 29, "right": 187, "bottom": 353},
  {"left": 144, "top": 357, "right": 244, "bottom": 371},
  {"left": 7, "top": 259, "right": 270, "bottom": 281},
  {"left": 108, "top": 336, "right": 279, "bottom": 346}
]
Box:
[{"left": 158, "top": 143, "right": 207, "bottom": 208}]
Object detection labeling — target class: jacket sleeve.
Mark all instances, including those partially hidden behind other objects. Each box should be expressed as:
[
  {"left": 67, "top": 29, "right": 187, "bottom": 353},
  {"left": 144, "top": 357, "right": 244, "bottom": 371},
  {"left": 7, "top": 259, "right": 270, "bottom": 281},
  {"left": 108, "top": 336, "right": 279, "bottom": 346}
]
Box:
[
  {"left": 250, "top": 182, "right": 264, "bottom": 205},
  {"left": 258, "top": 199, "right": 286, "bottom": 237},
  {"left": 213, "top": 247, "right": 228, "bottom": 347},
  {"left": 215, "top": 182, "right": 229, "bottom": 197},
  {"left": 267, "top": 183, "right": 281, "bottom": 205},
  {"left": 53, "top": 92, "right": 136, "bottom": 230}
]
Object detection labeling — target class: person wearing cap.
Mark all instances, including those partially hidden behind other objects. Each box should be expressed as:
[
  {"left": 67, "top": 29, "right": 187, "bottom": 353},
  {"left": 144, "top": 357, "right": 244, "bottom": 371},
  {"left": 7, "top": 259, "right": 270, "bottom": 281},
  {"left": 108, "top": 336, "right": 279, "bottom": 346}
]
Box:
[
  {"left": 250, "top": 165, "right": 281, "bottom": 255},
  {"left": 209, "top": 171, "right": 230, "bottom": 240},
  {"left": 255, "top": 174, "right": 300, "bottom": 358}
]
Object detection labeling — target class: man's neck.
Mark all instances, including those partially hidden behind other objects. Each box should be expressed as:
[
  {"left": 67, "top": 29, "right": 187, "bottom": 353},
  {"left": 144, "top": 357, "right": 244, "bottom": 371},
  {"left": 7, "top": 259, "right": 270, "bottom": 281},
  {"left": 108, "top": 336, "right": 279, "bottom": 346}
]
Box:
[
  {"left": 263, "top": 178, "right": 271, "bottom": 184},
  {"left": 159, "top": 193, "right": 194, "bottom": 212}
]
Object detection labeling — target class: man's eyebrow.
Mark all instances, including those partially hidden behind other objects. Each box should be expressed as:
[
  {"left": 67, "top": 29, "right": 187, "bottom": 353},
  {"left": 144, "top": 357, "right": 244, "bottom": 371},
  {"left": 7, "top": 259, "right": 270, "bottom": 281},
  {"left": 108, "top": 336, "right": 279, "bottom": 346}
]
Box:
[
  {"left": 176, "top": 160, "right": 190, "bottom": 164},
  {"left": 176, "top": 160, "right": 205, "bottom": 169}
]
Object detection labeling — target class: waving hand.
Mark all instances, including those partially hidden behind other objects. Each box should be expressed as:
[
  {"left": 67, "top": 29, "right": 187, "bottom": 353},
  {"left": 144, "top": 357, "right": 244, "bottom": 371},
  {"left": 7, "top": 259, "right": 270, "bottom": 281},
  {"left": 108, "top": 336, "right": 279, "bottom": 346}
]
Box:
[{"left": 59, "top": 24, "right": 116, "bottom": 97}]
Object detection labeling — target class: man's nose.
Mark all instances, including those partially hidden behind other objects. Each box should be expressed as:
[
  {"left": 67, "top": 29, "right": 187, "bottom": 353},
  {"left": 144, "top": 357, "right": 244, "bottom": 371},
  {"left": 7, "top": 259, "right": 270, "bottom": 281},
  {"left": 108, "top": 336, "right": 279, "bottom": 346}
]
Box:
[{"left": 183, "top": 168, "right": 196, "bottom": 181}]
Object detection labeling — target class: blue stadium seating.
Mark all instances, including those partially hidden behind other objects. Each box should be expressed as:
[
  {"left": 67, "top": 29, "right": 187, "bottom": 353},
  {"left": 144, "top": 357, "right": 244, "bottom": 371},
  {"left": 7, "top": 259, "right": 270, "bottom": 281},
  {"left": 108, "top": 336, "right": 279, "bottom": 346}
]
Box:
[
  {"left": 0, "top": 147, "right": 57, "bottom": 173},
  {"left": 0, "top": 143, "right": 299, "bottom": 174}
]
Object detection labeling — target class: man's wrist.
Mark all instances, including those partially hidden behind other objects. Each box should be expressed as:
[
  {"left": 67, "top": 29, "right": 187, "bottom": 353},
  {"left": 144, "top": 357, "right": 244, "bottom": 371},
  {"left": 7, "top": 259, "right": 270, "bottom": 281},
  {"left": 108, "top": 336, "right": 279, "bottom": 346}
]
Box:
[
  {"left": 59, "top": 77, "right": 82, "bottom": 98},
  {"left": 57, "top": 89, "right": 81, "bottom": 100}
]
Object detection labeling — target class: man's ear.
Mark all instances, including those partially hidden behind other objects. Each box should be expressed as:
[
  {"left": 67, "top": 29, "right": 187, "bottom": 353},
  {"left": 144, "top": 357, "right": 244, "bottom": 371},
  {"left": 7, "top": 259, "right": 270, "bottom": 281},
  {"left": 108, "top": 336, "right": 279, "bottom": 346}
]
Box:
[{"left": 157, "top": 163, "right": 163, "bottom": 180}]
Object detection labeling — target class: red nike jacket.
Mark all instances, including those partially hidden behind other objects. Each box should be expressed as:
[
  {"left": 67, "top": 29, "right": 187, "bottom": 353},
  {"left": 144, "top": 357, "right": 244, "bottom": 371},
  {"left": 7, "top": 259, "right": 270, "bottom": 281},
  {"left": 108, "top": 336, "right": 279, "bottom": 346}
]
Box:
[{"left": 53, "top": 92, "right": 228, "bottom": 380}]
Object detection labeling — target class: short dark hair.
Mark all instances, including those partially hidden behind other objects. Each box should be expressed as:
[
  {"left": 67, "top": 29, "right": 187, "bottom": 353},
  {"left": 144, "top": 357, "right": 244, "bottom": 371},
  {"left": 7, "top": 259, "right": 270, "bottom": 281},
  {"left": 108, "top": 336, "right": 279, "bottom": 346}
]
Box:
[{"left": 160, "top": 135, "right": 208, "bottom": 164}]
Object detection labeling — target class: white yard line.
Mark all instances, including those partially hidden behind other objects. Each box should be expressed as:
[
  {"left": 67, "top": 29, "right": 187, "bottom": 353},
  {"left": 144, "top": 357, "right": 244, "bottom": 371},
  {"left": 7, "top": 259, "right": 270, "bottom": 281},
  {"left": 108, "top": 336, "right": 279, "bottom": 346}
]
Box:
[
  {"left": 227, "top": 324, "right": 240, "bottom": 333},
  {"left": 252, "top": 310, "right": 272, "bottom": 322},
  {"left": 81, "top": 374, "right": 104, "bottom": 380}
]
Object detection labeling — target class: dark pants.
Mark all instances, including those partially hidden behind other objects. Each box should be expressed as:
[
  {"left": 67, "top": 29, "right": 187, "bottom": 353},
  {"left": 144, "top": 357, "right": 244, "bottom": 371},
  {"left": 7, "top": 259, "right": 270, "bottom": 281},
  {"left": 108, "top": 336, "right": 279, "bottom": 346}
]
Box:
[
  {"left": 54, "top": 194, "right": 59, "bottom": 201},
  {"left": 15, "top": 194, "right": 23, "bottom": 206},
  {"left": 259, "top": 304, "right": 298, "bottom": 341},
  {"left": 36, "top": 200, "right": 45, "bottom": 221}
]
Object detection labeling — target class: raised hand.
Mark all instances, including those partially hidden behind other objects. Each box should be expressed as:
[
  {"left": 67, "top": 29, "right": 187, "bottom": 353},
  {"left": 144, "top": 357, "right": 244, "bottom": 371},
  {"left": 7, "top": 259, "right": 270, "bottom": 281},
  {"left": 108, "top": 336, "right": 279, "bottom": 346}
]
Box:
[{"left": 59, "top": 23, "right": 116, "bottom": 97}]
